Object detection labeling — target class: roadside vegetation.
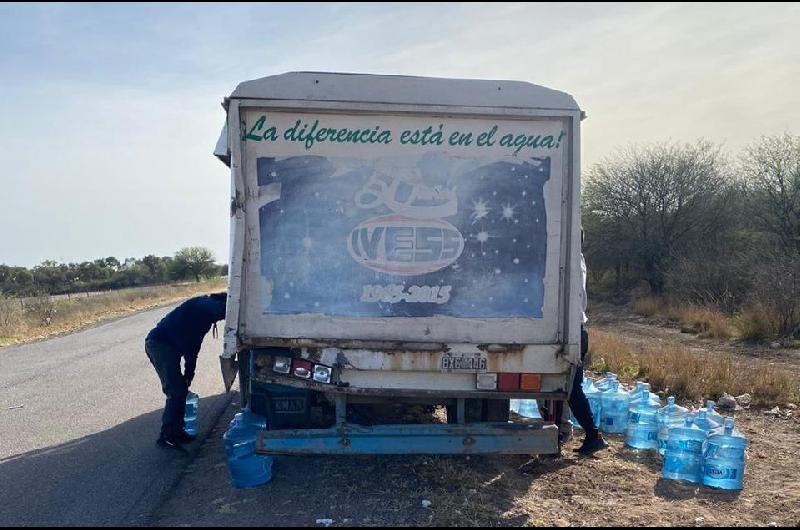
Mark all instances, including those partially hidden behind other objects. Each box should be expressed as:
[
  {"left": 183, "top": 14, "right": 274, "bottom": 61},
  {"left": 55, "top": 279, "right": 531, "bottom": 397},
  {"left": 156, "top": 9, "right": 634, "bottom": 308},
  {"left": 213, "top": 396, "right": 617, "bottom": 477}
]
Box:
[
  {"left": 582, "top": 134, "right": 800, "bottom": 408},
  {"left": 588, "top": 329, "right": 800, "bottom": 407},
  {"left": 0, "top": 245, "right": 227, "bottom": 346},
  {"left": 0, "top": 246, "right": 226, "bottom": 297},
  {"left": 584, "top": 133, "right": 800, "bottom": 344}
]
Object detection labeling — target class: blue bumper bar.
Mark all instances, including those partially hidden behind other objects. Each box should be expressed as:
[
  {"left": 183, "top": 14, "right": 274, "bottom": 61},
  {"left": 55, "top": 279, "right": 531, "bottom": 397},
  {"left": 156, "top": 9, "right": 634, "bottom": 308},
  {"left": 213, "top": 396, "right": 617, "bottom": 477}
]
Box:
[{"left": 256, "top": 421, "right": 559, "bottom": 455}]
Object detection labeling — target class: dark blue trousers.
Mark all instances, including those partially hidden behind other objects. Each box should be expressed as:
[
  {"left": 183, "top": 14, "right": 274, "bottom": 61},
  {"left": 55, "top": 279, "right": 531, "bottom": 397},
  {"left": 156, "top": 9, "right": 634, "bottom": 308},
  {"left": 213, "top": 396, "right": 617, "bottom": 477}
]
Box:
[
  {"left": 145, "top": 338, "right": 188, "bottom": 439},
  {"left": 568, "top": 326, "right": 598, "bottom": 435}
]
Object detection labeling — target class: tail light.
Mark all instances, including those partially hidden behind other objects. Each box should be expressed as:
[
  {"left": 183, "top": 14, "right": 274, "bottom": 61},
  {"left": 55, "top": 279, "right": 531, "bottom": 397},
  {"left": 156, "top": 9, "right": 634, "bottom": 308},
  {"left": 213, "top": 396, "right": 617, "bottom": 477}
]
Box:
[
  {"left": 292, "top": 359, "right": 313, "bottom": 379},
  {"left": 497, "top": 373, "right": 521, "bottom": 391},
  {"left": 496, "top": 373, "right": 542, "bottom": 392},
  {"left": 273, "top": 356, "right": 292, "bottom": 374},
  {"left": 313, "top": 365, "right": 332, "bottom": 384},
  {"left": 520, "top": 373, "right": 542, "bottom": 391}
]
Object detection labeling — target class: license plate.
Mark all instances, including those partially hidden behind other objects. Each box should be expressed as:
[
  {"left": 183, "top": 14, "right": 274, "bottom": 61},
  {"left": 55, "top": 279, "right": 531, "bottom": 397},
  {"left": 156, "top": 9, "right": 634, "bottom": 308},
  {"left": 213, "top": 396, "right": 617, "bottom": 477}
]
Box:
[
  {"left": 272, "top": 397, "right": 306, "bottom": 414},
  {"left": 440, "top": 352, "right": 488, "bottom": 373}
]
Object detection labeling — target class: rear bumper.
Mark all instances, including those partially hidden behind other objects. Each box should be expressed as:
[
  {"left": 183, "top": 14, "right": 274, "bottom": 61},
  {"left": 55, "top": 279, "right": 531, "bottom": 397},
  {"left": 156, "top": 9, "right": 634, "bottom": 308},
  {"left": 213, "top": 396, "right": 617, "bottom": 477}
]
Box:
[{"left": 256, "top": 421, "right": 559, "bottom": 455}]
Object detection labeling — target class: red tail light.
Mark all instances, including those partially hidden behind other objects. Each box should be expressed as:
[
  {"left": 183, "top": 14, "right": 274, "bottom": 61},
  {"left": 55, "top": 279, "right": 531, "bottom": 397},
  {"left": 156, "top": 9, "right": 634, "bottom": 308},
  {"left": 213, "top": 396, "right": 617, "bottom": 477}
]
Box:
[
  {"left": 292, "top": 359, "right": 313, "bottom": 379},
  {"left": 497, "top": 373, "right": 521, "bottom": 391}
]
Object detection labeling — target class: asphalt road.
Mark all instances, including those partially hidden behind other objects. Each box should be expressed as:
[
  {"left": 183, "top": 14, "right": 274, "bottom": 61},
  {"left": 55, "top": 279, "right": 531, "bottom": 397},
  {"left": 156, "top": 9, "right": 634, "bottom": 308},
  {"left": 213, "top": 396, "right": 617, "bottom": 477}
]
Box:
[{"left": 0, "top": 305, "right": 231, "bottom": 526}]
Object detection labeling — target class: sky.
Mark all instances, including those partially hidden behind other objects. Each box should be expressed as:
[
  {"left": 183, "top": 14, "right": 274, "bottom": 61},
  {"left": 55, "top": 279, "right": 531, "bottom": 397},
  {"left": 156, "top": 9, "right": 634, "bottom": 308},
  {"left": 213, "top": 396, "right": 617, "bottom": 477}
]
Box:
[{"left": 0, "top": 2, "right": 798, "bottom": 267}]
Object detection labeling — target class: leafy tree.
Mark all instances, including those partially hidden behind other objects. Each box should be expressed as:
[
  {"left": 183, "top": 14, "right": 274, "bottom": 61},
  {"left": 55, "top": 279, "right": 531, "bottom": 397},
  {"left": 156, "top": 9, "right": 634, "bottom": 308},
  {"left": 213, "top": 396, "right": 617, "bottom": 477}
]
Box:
[{"left": 173, "top": 247, "right": 216, "bottom": 282}]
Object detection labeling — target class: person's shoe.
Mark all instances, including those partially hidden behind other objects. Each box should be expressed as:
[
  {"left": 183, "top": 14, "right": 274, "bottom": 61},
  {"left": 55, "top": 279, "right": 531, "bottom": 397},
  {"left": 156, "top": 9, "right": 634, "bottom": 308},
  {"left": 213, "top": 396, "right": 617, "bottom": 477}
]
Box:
[
  {"left": 573, "top": 433, "right": 609, "bottom": 455},
  {"left": 156, "top": 436, "right": 189, "bottom": 454}
]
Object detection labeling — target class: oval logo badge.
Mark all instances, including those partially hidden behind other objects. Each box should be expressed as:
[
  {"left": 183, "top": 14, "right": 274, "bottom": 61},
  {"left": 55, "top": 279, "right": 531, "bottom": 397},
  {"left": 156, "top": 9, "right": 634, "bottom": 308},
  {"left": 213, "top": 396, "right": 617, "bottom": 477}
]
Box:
[{"left": 347, "top": 215, "right": 464, "bottom": 276}]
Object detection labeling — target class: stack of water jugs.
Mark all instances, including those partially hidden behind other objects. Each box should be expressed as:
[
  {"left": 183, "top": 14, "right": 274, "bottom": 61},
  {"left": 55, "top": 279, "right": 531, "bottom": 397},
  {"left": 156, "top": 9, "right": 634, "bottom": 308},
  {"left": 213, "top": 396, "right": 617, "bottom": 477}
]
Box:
[{"left": 566, "top": 372, "right": 747, "bottom": 490}]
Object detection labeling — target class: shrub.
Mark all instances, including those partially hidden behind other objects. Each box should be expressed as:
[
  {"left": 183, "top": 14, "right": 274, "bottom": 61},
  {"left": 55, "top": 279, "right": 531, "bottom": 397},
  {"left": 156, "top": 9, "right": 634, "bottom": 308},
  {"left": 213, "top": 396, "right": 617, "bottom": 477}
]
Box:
[
  {"left": 25, "top": 294, "right": 57, "bottom": 326},
  {"left": 0, "top": 294, "right": 23, "bottom": 335},
  {"left": 588, "top": 329, "right": 799, "bottom": 406}
]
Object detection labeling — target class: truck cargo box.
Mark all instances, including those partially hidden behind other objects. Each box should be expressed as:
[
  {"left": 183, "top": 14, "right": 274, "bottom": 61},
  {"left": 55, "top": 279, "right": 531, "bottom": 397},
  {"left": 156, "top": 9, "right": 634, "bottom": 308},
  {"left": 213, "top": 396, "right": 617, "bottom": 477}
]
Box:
[{"left": 215, "top": 72, "right": 584, "bottom": 454}]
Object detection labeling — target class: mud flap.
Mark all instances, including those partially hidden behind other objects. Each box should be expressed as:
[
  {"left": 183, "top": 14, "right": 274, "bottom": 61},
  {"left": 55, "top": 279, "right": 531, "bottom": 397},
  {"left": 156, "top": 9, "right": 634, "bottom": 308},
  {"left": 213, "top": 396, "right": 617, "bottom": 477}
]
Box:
[{"left": 220, "top": 355, "right": 239, "bottom": 392}]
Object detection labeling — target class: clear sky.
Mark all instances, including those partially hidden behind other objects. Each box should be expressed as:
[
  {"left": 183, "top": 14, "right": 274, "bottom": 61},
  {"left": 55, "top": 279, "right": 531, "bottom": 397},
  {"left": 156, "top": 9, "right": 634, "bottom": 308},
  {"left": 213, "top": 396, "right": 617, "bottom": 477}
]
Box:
[{"left": 1, "top": 2, "right": 798, "bottom": 267}]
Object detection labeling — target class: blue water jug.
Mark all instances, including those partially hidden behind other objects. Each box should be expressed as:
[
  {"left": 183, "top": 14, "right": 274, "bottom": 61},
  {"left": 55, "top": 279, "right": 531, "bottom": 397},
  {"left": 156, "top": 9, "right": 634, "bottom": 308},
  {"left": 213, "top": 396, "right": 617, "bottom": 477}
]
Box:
[
  {"left": 662, "top": 414, "right": 706, "bottom": 483},
  {"left": 184, "top": 391, "right": 199, "bottom": 437},
  {"left": 628, "top": 381, "right": 647, "bottom": 398},
  {"left": 600, "top": 381, "right": 629, "bottom": 434},
  {"left": 625, "top": 388, "right": 661, "bottom": 450},
  {"left": 700, "top": 400, "right": 725, "bottom": 429},
  {"left": 595, "top": 373, "right": 618, "bottom": 392},
  {"left": 629, "top": 383, "right": 660, "bottom": 407},
  {"left": 694, "top": 410, "right": 715, "bottom": 436},
  {"left": 657, "top": 397, "right": 688, "bottom": 456},
  {"left": 703, "top": 417, "right": 746, "bottom": 490},
  {"left": 223, "top": 411, "right": 273, "bottom": 488},
  {"left": 510, "top": 399, "right": 541, "bottom": 419}
]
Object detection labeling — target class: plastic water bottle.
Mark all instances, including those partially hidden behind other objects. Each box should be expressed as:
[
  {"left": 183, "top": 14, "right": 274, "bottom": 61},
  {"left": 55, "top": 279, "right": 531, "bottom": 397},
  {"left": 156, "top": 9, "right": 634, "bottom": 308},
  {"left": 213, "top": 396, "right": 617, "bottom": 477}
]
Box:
[
  {"left": 510, "top": 399, "right": 541, "bottom": 419},
  {"left": 595, "top": 372, "right": 618, "bottom": 392},
  {"left": 694, "top": 410, "right": 715, "bottom": 436},
  {"left": 600, "top": 381, "right": 629, "bottom": 434},
  {"left": 625, "top": 388, "right": 661, "bottom": 450},
  {"left": 184, "top": 391, "right": 199, "bottom": 437},
  {"left": 662, "top": 414, "right": 706, "bottom": 483},
  {"left": 628, "top": 381, "right": 647, "bottom": 398},
  {"left": 700, "top": 400, "right": 725, "bottom": 429},
  {"left": 223, "top": 410, "right": 273, "bottom": 488},
  {"left": 703, "top": 417, "right": 746, "bottom": 490},
  {"left": 657, "top": 397, "right": 688, "bottom": 456},
  {"left": 629, "top": 383, "right": 660, "bottom": 407}
]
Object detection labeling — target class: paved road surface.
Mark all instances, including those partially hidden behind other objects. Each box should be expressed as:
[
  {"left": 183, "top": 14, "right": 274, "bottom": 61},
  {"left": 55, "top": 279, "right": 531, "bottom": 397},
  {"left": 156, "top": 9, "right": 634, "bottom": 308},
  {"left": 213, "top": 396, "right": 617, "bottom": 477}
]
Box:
[{"left": 0, "top": 306, "right": 231, "bottom": 526}]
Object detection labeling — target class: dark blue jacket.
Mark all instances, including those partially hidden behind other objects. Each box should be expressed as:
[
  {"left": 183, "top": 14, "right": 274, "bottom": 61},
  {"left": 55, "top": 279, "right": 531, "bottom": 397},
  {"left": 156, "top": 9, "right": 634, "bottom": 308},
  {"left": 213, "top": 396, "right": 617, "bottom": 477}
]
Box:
[{"left": 146, "top": 294, "right": 226, "bottom": 379}]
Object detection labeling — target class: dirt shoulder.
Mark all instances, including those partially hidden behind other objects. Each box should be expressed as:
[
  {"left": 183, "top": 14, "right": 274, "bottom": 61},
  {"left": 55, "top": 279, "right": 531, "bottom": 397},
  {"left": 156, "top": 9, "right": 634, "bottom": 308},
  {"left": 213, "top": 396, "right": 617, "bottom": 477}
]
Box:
[
  {"left": 155, "top": 308, "right": 800, "bottom": 527},
  {"left": 588, "top": 301, "right": 800, "bottom": 376},
  {"left": 156, "top": 400, "right": 799, "bottom": 527}
]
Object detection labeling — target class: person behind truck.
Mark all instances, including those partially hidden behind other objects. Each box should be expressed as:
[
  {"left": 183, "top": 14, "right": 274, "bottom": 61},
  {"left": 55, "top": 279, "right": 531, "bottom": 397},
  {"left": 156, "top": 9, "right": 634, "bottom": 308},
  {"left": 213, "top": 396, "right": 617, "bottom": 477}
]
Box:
[
  {"left": 145, "top": 292, "right": 227, "bottom": 450},
  {"left": 569, "top": 253, "right": 609, "bottom": 455}
]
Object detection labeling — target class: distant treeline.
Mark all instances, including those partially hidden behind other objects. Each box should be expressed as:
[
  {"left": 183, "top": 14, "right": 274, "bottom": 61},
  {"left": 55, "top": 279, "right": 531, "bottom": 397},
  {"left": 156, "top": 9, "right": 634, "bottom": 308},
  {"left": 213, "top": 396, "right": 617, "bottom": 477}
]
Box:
[{"left": 0, "top": 246, "right": 227, "bottom": 297}]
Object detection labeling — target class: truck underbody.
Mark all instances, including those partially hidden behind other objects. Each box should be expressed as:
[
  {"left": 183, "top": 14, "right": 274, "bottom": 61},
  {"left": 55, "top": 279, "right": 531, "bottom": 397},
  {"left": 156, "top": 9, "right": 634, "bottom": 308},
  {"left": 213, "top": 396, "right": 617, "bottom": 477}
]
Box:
[{"left": 237, "top": 348, "right": 568, "bottom": 456}]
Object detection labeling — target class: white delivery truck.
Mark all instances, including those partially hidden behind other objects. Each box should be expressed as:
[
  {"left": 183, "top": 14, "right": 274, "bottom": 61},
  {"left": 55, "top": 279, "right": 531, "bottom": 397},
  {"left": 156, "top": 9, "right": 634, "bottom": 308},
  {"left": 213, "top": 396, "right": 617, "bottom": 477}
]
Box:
[{"left": 214, "top": 72, "right": 584, "bottom": 455}]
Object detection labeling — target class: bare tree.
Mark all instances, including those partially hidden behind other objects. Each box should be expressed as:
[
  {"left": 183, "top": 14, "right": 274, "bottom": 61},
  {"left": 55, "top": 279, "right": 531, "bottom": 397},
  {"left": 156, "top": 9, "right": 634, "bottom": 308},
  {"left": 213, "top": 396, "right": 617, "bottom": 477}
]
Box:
[
  {"left": 740, "top": 133, "right": 800, "bottom": 256},
  {"left": 583, "top": 141, "right": 732, "bottom": 294}
]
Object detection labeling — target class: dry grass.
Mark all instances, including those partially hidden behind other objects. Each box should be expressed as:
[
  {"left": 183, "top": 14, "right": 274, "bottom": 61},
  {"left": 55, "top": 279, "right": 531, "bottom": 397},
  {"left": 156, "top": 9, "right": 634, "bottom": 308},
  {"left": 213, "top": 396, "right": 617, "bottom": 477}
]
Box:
[
  {"left": 589, "top": 329, "right": 800, "bottom": 407},
  {"left": 0, "top": 278, "right": 227, "bottom": 347},
  {"left": 631, "top": 295, "right": 667, "bottom": 318},
  {"left": 632, "top": 296, "right": 735, "bottom": 339},
  {"left": 734, "top": 303, "right": 782, "bottom": 341}
]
